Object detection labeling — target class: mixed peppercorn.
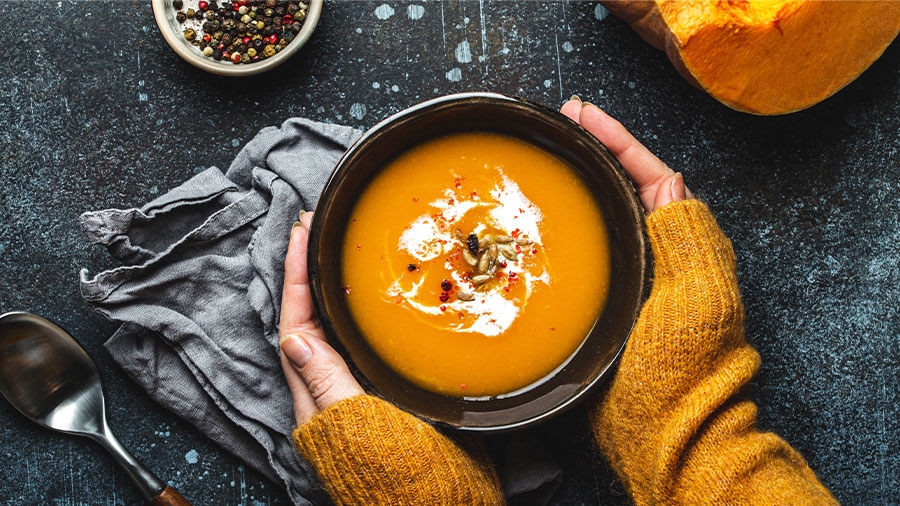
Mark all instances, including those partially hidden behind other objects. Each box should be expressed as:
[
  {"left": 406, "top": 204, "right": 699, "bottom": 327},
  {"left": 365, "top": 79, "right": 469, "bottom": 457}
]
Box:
[{"left": 172, "top": 0, "right": 309, "bottom": 64}]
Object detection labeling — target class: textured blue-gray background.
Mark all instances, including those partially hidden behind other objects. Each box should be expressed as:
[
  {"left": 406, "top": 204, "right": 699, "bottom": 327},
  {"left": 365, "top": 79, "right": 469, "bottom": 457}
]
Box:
[{"left": 1, "top": 1, "right": 898, "bottom": 505}]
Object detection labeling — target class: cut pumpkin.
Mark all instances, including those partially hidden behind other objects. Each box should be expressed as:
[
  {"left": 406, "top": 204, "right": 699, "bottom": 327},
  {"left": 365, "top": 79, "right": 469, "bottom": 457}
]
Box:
[{"left": 602, "top": 0, "right": 900, "bottom": 115}]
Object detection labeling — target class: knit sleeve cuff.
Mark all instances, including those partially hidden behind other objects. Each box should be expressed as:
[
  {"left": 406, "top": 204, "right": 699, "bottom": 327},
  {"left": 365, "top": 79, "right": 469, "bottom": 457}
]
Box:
[
  {"left": 646, "top": 199, "right": 738, "bottom": 287},
  {"left": 293, "top": 395, "right": 503, "bottom": 505}
]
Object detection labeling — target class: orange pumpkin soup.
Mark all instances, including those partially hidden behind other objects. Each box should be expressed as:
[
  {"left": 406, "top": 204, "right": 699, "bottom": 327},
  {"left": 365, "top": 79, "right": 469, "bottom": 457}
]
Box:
[{"left": 341, "top": 131, "right": 610, "bottom": 398}]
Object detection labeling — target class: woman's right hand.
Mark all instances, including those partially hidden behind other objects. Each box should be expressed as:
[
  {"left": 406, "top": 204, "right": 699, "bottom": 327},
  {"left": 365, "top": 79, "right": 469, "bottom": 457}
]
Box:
[{"left": 560, "top": 97, "right": 691, "bottom": 213}]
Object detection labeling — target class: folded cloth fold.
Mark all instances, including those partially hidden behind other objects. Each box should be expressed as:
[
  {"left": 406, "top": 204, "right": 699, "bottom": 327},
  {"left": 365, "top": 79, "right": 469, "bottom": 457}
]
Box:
[{"left": 79, "top": 117, "right": 563, "bottom": 505}]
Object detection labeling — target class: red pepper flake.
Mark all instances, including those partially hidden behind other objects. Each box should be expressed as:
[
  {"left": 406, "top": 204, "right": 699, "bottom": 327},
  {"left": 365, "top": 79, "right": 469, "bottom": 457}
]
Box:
[
  {"left": 460, "top": 383, "right": 468, "bottom": 390},
  {"left": 499, "top": 260, "right": 507, "bottom": 268},
  {"left": 412, "top": 197, "right": 419, "bottom": 202},
  {"left": 356, "top": 244, "right": 362, "bottom": 251},
  {"left": 342, "top": 285, "right": 351, "bottom": 295},
  {"left": 531, "top": 248, "right": 538, "bottom": 254},
  {"left": 447, "top": 198, "right": 455, "bottom": 206},
  {"left": 549, "top": 327, "right": 556, "bottom": 331},
  {"left": 440, "top": 305, "right": 447, "bottom": 312},
  {"left": 469, "top": 191, "right": 477, "bottom": 198},
  {"left": 457, "top": 312, "right": 465, "bottom": 319},
  {"left": 508, "top": 272, "right": 517, "bottom": 278},
  {"left": 454, "top": 177, "right": 465, "bottom": 189},
  {"left": 394, "top": 295, "right": 403, "bottom": 304},
  {"left": 511, "top": 228, "right": 522, "bottom": 238},
  {"left": 352, "top": 218, "right": 357, "bottom": 223}
]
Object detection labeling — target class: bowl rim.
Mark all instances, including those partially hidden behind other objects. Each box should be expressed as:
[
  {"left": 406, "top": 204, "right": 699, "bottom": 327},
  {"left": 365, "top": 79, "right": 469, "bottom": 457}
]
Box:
[
  {"left": 151, "top": 0, "right": 323, "bottom": 77},
  {"left": 308, "top": 92, "right": 652, "bottom": 432}
]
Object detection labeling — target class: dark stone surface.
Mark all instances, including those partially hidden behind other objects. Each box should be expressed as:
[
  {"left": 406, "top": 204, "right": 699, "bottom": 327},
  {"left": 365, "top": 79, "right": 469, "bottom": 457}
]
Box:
[{"left": 1, "top": 1, "right": 898, "bottom": 504}]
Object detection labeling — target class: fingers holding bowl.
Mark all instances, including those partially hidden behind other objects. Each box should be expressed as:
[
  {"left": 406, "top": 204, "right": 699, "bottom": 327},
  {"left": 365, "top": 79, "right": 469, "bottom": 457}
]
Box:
[{"left": 561, "top": 98, "right": 692, "bottom": 213}]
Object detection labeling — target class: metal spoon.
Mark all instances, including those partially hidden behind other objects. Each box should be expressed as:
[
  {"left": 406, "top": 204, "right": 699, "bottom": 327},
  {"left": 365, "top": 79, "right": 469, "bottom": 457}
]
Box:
[{"left": 0, "top": 312, "right": 190, "bottom": 505}]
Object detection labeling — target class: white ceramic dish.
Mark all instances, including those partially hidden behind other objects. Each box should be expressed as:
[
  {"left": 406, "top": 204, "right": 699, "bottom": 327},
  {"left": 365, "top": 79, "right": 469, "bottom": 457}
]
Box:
[{"left": 152, "top": 0, "right": 322, "bottom": 76}]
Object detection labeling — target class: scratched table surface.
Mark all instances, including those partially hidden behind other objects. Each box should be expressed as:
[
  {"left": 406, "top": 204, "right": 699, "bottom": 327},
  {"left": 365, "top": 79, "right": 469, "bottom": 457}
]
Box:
[{"left": 1, "top": 1, "right": 899, "bottom": 505}]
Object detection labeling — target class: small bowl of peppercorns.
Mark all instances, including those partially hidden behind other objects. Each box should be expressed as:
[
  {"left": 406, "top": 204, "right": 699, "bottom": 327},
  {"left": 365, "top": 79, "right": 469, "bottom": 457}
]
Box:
[{"left": 152, "top": 0, "right": 322, "bottom": 76}]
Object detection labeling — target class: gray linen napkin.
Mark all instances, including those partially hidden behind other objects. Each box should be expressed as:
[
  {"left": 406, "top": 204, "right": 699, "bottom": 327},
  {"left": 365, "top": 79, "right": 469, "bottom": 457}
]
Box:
[{"left": 78, "top": 117, "right": 562, "bottom": 505}]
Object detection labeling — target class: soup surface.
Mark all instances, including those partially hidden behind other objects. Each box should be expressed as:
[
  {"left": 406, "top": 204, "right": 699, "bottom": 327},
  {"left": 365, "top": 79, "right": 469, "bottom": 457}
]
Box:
[{"left": 341, "top": 131, "right": 610, "bottom": 398}]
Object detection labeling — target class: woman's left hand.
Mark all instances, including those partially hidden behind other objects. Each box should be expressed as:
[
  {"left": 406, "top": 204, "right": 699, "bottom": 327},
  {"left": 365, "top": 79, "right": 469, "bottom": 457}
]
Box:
[{"left": 279, "top": 211, "right": 364, "bottom": 425}]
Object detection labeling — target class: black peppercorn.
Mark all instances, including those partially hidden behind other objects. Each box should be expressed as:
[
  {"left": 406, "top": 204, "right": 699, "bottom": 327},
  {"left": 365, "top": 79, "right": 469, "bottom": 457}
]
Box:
[{"left": 172, "top": 0, "right": 305, "bottom": 64}]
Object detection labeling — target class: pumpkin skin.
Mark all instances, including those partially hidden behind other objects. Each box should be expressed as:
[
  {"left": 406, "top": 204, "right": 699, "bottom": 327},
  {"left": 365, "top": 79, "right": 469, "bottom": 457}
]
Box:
[{"left": 602, "top": 0, "right": 900, "bottom": 115}]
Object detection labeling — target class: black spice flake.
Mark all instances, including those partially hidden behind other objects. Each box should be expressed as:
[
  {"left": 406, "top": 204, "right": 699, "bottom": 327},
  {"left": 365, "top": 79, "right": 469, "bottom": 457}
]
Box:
[
  {"left": 466, "top": 233, "right": 479, "bottom": 255},
  {"left": 172, "top": 0, "right": 309, "bottom": 65}
]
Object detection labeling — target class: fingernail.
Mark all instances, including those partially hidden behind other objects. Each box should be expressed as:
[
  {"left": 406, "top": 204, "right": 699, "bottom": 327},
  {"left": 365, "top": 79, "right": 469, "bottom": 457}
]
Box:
[
  {"left": 280, "top": 334, "right": 312, "bottom": 367},
  {"left": 298, "top": 209, "right": 307, "bottom": 220},
  {"left": 671, "top": 173, "right": 687, "bottom": 202},
  {"left": 581, "top": 101, "right": 596, "bottom": 110},
  {"left": 569, "top": 94, "right": 581, "bottom": 103},
  {"left": 292, "top": 220, "right": 302, "bottom": 232}
]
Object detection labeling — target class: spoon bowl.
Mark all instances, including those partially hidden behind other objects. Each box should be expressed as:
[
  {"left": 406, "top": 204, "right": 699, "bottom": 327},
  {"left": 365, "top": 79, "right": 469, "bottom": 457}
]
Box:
[{"left": 0, "top": 312, "right": 190, "bottom": 505}]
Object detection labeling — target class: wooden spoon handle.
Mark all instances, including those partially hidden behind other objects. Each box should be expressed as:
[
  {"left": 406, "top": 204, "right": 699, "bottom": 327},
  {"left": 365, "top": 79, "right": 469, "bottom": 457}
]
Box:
[{"left": 148, "top": 486, "right": 191, "bottom": 506}]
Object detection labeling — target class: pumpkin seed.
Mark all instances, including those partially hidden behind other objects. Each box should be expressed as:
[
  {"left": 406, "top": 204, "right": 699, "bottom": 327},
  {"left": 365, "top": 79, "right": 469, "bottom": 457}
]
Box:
[
  {"left": 463, "top": 249, "right": 478, "bottom": 267},
  {"left": 476, "top": 251, "right": 492, "bottom": 273},
  {"left": 516, "top": 237, "right": 533, "bottom": 246},
  {"left": 499, "top": 243, "right": 518, "bottom": 261},
  {"left": 471, "top": 274, "right": 491, "bottom": 285},
  {"left": 495, "top": 235, "right": 514, "bottom": 243},
  {"left": 457, "top": 291, "right": 475, "bottom": 301}
]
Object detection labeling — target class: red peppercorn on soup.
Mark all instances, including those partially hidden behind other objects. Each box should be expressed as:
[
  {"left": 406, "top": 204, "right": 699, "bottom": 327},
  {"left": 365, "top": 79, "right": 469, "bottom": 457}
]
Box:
[{"left": 308, "top": 93, "right": 650, "bottom": 431}]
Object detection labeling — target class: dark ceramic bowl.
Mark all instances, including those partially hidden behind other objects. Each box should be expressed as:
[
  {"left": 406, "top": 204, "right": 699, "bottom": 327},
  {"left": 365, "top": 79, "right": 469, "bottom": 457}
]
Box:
[{"left": 308, "top": 92, "right": 650, "bottom": 432}]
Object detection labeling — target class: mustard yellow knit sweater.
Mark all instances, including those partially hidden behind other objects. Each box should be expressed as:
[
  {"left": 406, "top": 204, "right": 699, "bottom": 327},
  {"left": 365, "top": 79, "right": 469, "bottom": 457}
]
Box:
[{"left": 293, "top": 200, "right": 838, "bottom": 506}]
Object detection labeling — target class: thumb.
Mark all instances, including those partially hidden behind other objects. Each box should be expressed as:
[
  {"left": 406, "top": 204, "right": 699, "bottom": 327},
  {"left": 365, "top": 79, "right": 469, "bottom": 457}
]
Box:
[
  {"left": 280, "top": 332, "right": 365, "bottom": 414},
  {"left": 652, "top": 172, "right": 689, "bottom": 211}
]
